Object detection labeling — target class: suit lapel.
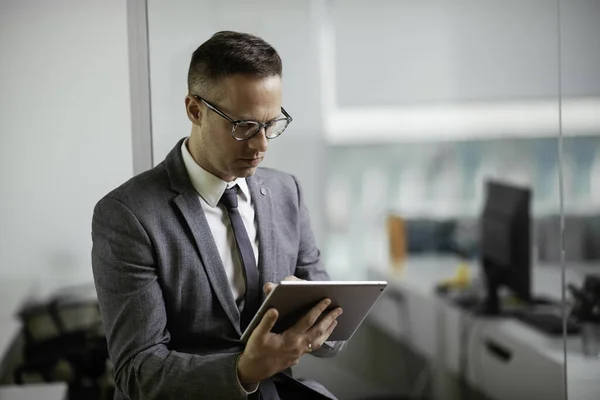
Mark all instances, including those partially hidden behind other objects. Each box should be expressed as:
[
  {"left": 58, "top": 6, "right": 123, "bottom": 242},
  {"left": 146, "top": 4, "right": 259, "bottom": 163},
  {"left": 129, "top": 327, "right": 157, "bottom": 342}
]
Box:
[
  {"left": 166, "top": 139, "right": 241, "bottom": 335},
  {"left": 173, "top": 192, "right": 242, "bottom": 335},
  {"left": 247, "top": 174, "right": 276, "bottom": 302}
]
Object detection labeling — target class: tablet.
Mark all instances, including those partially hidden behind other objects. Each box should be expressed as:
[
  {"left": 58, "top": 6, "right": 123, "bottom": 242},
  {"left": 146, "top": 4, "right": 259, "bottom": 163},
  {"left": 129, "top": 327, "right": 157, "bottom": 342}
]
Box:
[{"left": 240, "top": 280, "right": 388, "bottom": 343}]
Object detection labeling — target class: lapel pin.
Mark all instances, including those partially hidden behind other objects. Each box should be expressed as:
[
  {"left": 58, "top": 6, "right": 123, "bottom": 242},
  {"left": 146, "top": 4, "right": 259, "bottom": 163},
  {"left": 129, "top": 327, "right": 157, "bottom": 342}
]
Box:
[{"left": 260, "top": 188, "right": 267, "bottom": 195}]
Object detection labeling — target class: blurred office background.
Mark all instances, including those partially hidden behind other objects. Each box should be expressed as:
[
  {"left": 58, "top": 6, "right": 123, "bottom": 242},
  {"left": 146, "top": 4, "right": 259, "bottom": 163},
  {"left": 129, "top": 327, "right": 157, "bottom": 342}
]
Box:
[{"left": 1, "top": 0, "right": 599, "bottom": 399}]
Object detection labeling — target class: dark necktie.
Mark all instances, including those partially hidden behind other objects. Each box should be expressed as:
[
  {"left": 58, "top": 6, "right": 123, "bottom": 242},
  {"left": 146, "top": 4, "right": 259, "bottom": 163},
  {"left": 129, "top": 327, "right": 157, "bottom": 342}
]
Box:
[
  {"left": 219, "top": 186, "right": 260, "bottom": 330},
  {"left": 220, "top": 186, "right": 281, "bottom": 400}
]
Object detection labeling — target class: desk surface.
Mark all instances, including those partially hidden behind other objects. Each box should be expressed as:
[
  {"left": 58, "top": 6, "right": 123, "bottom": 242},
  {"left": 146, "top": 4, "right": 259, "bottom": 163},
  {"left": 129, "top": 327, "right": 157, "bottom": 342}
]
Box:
[
  {"left": 376, "top": 256, "right": 596, "bottom": 354},
  {"left": 363, "top": 256, "right": 600, "bottom": 400},
  {"left": 370, "top": 255, "right": 600, "bottom": 354},
  {"left": 372, "top": 256, "right": 598, "bottom": 297}
]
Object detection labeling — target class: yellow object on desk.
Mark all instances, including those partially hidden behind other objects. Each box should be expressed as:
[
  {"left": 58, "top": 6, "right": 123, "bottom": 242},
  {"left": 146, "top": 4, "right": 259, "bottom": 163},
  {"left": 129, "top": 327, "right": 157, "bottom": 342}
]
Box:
[{"left": 440, "top": 261, "right": 471, "bottom": 289}]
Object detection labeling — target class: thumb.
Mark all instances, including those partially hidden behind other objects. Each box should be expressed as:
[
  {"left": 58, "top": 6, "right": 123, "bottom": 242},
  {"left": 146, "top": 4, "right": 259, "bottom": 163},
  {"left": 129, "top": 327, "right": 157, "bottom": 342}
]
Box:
[{"left": 253, "top": 308, "right": 278, "bottom": 338}]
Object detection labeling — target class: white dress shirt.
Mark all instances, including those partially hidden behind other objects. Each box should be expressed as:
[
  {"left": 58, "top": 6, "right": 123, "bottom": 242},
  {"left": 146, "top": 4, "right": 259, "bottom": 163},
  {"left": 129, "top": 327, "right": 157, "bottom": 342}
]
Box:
[{"left": 181, "top": 139, "right": 259, "bottom": 305}]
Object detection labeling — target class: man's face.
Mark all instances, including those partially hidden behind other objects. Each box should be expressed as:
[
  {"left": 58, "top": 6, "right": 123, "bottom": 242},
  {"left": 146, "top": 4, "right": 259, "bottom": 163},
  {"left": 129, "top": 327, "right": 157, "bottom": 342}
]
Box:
[{"left": 187, "top": 74, "right": 282, "bottom": 182}]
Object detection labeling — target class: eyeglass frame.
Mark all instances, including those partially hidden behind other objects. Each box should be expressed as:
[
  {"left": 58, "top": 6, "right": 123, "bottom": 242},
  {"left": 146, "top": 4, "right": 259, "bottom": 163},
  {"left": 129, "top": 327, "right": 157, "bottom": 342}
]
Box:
[{"left": 192, "top": 95, "right": 293, "bottom": 141}]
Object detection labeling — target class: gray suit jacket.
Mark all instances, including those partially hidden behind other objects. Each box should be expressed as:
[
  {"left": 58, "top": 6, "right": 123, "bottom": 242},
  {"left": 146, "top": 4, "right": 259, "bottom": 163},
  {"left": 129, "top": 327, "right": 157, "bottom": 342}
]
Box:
[{"left": 91, "top": 139, "right": 340, "bottom": 400}]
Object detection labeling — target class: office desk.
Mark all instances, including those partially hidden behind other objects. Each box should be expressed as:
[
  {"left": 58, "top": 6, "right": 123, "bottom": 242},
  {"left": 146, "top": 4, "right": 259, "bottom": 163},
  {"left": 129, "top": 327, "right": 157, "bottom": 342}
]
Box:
[{"left": 364, "top": 257, "right": 600, "bottom": 400}]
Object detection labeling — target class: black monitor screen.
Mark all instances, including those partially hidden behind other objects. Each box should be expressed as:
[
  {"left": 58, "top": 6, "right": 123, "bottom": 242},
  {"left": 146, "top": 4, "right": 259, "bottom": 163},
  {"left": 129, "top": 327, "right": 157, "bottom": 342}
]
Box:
[
  {"left": 480, "top": 180, "right": 531, "bottom": 311},
  {"left": 481, "top": 214, "right": 511, "bottom": 268}
]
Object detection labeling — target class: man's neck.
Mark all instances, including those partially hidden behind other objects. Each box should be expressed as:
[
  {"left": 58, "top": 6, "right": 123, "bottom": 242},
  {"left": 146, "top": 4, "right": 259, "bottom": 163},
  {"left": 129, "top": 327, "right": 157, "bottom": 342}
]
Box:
[{"left": 186, "top": 137, "right": 235, "bottom": 182}]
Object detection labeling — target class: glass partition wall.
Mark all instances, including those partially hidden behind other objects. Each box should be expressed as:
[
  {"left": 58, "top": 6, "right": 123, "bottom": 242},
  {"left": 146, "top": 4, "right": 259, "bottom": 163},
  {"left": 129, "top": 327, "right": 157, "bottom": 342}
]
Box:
[
  {"left": 321, "top": 1, "right": 573, "bottom": 399},
  {"left": 558, "top": 1, "right": 600, "bottom": 399},
  {"left": 145, "top": 0, "right": 600, "bottom": 399}
]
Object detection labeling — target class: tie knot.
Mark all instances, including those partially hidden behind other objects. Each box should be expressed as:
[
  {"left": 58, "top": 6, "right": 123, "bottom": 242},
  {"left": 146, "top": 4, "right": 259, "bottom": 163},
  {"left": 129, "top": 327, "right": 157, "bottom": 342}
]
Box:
[{"left": 220, "top": 186, "right": 239, "bottom": 209}]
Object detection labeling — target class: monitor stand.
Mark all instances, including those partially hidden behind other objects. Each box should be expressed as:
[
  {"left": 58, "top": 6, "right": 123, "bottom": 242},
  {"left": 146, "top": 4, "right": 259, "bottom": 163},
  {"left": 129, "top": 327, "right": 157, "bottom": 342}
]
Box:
[
  {"left": 450, "top": 264, "right": 504, "bottom": 317},
  {"left": 455, "top": 262, "right": 502, "bottom": 316}
]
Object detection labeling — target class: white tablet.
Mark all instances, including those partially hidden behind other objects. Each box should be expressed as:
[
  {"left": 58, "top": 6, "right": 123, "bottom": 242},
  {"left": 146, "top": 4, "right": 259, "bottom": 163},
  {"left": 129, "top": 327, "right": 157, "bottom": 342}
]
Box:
[{"left": 240, "top": 280, "right": 388, "bottom": 343}]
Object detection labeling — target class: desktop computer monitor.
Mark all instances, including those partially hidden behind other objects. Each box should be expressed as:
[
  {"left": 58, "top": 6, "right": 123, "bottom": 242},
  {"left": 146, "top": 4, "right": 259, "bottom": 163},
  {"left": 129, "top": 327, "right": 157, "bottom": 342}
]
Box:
[{"left": 480, "top": 180, "right": 532, "bottom": 315}]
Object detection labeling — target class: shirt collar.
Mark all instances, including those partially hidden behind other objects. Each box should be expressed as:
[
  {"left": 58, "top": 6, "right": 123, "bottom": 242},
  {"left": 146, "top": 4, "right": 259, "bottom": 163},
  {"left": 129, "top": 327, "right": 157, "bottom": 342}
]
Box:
[{"left": 181, "top": 138, "right": 250, "bottom": 207}]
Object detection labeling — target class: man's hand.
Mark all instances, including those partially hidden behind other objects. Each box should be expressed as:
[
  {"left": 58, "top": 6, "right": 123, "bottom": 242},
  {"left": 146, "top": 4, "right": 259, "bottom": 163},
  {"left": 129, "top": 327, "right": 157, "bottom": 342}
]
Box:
[
  {"left": 237, "top": 284, "right": 343, "bottom": 385},
  {"left": 263, "top": 275, "right": 301, "bottom": 296}
]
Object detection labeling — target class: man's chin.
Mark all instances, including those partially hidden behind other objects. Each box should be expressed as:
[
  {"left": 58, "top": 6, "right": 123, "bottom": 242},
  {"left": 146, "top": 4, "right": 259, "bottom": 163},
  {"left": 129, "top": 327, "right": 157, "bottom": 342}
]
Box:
[{"left": 235, "top": 166, "right": 258, "bottom": 178}]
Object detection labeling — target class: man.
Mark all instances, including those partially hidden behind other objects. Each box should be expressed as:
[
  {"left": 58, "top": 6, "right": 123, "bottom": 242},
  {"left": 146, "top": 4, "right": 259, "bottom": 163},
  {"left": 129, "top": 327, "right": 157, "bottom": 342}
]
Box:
[{"left": 92, "top": 31, "right": 344, "bottom": 400}]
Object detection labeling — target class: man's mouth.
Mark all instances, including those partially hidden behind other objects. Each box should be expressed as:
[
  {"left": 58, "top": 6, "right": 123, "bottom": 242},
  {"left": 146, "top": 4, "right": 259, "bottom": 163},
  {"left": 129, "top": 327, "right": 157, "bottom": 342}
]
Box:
[{"left": 241, "top": 157, "right": 262, "bottom": 166}]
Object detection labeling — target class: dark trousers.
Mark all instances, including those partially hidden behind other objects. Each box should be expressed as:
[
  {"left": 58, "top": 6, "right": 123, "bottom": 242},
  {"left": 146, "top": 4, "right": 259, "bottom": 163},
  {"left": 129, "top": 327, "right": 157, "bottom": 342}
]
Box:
[
  {"left": 249, "top": 374, "right": 331, "bottom": 400},
  {"left": 273, "top": 378, "right": 330, "bottom": 400}
]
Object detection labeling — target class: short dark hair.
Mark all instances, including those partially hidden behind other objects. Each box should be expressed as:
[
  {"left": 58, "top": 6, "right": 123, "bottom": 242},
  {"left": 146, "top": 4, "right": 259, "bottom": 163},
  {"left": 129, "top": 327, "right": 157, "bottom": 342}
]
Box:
[{"left": 187, "top": 31, "right": 283, "bottom": 99}]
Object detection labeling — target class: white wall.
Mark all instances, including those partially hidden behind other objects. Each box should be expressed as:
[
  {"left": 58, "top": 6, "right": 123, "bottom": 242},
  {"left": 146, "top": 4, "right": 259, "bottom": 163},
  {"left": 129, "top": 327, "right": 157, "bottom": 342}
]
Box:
[
  {"left": 332, "top": 0, "right": 600, "bottom": 107},
  {"left": 0, "top": 0, "right": 133, "bottom": 282}
]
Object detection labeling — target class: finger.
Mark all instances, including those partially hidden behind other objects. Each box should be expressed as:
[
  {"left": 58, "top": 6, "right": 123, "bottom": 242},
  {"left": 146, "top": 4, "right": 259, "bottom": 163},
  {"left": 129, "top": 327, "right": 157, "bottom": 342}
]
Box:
[
  {"left": 308, "top": 307, "right": 342, "bottom": 343},
  {"left": 312, "top": 320, "right": 338, "bottom": 351},
  {"left": 263, "top": 282, "right": 276, "bottom": 295},
  {"left": 252, "top": 308, "right": 279, "bottom": 339},
  {"left": 282, "top": 275, "right": 303, "bottom": 282},
  {"left": 291, "top": 298, "right": 331, "bottom": 334}
]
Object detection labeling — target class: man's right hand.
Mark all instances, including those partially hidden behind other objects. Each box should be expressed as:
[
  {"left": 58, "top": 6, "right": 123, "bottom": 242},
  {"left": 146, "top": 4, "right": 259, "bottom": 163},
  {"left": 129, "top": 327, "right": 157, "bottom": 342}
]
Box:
[{"left": 237, "top": 298, "right": 342, "bottom": 385}]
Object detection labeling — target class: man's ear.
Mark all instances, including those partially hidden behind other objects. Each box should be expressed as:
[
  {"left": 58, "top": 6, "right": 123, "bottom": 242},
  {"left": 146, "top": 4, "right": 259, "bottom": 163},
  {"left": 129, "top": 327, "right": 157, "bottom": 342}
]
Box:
[{"left": 185, "top": 95, "right": 202, "bottom": 125}]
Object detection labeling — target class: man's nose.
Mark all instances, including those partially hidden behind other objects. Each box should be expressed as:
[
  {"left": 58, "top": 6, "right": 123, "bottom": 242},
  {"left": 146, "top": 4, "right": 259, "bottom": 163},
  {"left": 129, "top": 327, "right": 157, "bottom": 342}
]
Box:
[{"left": 248, "top": 128, "right": 268, "bottom": 153}]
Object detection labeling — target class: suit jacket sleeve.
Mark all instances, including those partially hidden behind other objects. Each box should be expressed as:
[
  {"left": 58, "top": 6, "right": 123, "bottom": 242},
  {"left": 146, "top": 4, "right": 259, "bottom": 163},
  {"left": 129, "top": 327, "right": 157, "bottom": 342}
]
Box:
[
  {"left": 290, "top": 176, "right": 346, "bottom": 358},
  {"left": 92, "top": 197, "right": 247, "bottom": 400}
]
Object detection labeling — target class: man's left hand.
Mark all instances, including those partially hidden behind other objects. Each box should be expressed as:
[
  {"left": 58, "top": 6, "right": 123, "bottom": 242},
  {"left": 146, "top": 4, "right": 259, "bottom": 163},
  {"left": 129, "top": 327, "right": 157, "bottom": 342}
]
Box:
[
  {"left": 260, "top": 275, "right": 341, "bottom": 354},
  {"left": 263, "top": 275, "right": 302, "bottom": 296}
]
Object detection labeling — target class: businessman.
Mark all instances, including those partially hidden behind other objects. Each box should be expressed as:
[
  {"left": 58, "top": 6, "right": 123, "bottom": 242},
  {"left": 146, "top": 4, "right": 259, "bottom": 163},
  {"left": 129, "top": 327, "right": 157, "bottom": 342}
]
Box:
[{"left": 91, "top": 31, "right": 343, "bottom": 400}]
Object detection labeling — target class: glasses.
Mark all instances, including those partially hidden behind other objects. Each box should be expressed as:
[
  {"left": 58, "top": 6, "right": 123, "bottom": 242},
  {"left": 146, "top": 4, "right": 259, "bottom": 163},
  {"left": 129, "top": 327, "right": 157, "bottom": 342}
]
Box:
[{"left": 193, "top": 95, "right": 292, "bottom": 141}]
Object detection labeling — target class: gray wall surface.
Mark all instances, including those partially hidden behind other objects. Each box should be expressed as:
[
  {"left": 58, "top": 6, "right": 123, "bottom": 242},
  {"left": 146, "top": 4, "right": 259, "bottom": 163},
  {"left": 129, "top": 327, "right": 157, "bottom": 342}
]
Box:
[{"left": 0, "top": 0, "right": 133, "bottom": 281}]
